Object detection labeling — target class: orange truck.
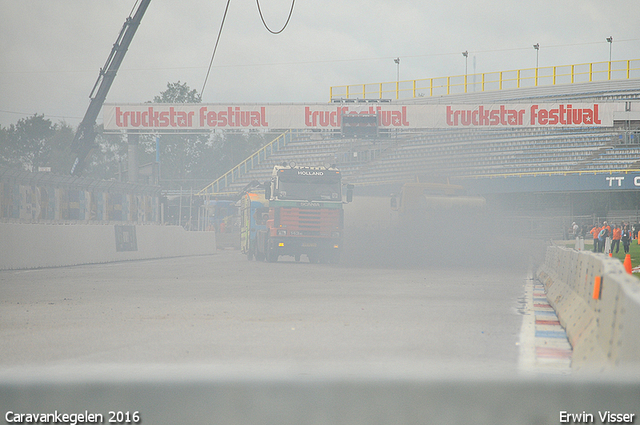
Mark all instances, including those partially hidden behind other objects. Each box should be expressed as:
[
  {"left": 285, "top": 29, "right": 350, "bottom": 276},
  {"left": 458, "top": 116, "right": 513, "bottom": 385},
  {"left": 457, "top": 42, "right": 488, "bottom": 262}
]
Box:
[{"left": 255, "top": 164, "right": 353, "bottom": 263}]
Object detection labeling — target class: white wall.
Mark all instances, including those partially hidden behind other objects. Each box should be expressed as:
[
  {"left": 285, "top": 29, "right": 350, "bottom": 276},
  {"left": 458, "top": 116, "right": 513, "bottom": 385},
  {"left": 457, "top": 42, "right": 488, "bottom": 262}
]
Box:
[{"left": 0, "top": 223, "right": 216, "bottom": 270}]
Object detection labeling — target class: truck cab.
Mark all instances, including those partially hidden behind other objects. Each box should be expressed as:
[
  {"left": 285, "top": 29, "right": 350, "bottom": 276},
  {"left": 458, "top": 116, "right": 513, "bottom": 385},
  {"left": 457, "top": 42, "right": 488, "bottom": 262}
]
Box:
[{"left": 256, "top": 163, "right": 352, "bottom": 263}]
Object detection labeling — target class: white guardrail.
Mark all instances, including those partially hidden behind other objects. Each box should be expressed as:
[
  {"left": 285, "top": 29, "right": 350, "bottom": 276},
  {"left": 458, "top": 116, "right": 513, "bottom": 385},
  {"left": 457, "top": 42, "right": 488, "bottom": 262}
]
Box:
[
  {"left": 0, "top": 366, "right": 639, "bottom": 425},
  {"left": 537, "top": 245, "right": 640, "bottom": 370}
]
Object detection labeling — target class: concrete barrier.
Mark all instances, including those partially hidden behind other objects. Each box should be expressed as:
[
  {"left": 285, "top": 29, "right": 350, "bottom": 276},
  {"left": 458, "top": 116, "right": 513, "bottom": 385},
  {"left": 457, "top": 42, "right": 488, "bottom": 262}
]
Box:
[
  {"left": 0, "top": 223, "right": 216, "bottom": 270},
  {"left": 537, "top": 246, "right": 640, "bottom": 370}
]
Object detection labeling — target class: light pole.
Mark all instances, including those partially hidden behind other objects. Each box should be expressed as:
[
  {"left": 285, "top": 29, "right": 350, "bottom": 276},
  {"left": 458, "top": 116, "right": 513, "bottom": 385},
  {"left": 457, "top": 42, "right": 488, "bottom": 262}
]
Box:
[
  {"left": 394, "top": 57, "right": 400, "bottom": 82},
  {"left": 394, "top": 57, "right": 400, "bottom": 99},
  {"left": 462, "top": 51, "right": 468, "bottom": 75},
  {"left": 606, "top": 36, "right": 613, "bottom": 80},
  {"left": 533, "top": 43, "right": 540, "bottom": 86},
  {"left": 462, "top": 51, "right": 468, "bottom": 92}
]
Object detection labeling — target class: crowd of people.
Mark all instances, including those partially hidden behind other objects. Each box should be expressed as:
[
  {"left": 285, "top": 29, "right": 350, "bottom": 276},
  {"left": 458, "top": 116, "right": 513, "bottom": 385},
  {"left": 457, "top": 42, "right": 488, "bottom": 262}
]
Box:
[{"left": 573, "top": 221, "right": 637, "bottom": 255}]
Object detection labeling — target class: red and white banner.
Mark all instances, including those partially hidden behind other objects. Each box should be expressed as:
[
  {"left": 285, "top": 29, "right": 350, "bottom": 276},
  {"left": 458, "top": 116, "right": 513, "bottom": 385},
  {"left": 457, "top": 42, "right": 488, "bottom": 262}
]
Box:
[{"left": 103, "top": 103, "right": 620, "bottom": 131}]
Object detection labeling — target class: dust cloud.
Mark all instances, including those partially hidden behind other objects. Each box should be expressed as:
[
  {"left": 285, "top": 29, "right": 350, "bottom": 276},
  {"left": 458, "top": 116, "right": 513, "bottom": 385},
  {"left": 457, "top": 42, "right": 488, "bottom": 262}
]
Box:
[{"left": 341, "top": 196, "right": 541, "bottom": 270}]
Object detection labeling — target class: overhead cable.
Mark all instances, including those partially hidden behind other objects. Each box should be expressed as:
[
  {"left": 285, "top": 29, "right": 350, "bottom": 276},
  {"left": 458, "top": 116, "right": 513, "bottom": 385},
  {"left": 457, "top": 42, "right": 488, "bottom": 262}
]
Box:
[
  {"left": 256, "top": 0, "right": 296, "bottom": 34},
  {"left": 200, "top": 0, "right": 232, "bottom": 98}
]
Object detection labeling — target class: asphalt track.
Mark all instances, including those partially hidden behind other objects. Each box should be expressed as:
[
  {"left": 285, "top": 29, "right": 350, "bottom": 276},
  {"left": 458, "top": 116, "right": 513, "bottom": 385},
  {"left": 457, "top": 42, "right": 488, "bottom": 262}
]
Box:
[{"left": 1, "top": 250, "right": 531, "bottom": 374}]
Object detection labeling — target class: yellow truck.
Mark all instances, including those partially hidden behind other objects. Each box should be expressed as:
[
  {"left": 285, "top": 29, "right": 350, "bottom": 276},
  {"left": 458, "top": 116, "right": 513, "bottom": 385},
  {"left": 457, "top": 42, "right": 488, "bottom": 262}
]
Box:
[{"left": 240, "top": 192, "right": 268, "bottom": 261}]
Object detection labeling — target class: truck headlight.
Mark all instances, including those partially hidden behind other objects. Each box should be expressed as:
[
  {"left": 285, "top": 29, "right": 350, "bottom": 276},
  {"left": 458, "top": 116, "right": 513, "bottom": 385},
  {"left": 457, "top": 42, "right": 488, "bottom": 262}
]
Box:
[
  {"left": 331, "top": 231, "right": 340, "bottom": 238},
  {"left": 277, "top": 229, "right": 287, "bottom": 236}
]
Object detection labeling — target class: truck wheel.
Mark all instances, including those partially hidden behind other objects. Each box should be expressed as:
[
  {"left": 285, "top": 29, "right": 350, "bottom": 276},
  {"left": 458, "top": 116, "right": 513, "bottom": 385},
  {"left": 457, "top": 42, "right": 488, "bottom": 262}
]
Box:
[
  {"left": 294, "top": 254, "right": 301, "bottom": 262},
  {"left": 247, "top": 250, "right": 254, "bottom": 261}
]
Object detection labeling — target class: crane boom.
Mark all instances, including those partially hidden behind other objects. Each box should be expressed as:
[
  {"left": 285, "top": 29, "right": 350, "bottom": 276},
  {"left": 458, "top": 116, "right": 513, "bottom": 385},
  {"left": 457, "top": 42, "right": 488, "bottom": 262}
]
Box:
[{"left": 70, "top": 0, "right": 151, "bottom": 176}]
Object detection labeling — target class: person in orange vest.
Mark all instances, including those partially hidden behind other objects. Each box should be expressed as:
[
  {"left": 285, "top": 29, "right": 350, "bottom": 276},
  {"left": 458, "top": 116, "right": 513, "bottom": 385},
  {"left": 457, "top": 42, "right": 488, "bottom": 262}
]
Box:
[
  {"left": 590, "top": 224, "right": 601, "bottom": 253},
  {"left": 612, "top": 224, "right": 622, "bottom": 254}
]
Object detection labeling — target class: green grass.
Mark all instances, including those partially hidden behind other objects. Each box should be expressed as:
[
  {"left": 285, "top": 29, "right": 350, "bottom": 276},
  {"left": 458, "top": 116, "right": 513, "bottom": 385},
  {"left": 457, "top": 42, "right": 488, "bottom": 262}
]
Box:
[
  {"left": 609, "top": 240, "right": 640, "bottom": 272},
  {"left": 559, "top": 238, "right": 640, "bottom": 276}
]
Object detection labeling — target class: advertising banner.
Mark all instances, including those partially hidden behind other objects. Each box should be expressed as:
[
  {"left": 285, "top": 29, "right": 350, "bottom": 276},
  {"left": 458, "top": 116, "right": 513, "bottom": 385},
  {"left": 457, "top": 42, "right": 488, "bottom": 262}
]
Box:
[
  {"left": 103, "top": 103, "right": 620, "bottom": 131},
  {"left": 456, "top": 173, "right": 640, "bottom": 195}
]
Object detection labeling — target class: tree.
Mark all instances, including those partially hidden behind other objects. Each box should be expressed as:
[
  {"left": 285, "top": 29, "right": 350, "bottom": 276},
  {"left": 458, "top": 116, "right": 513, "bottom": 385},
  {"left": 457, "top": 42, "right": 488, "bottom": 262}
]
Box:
[
  {"left": 211, "top": 130, "right": 269, "bottom": 176},
  {"left": 0, "top": 114, "right": 128, "bottom": 179},
  {"left": 1, "top": 114, "right": 55, "bottom": 171},
  {"left": 0, "top": 126, "right": 10, "bottom": 168},
  {"left": 45, "top": 121, "right": 75, "bottom": 174},
  {"left": 82, "top": 127, "right": 129, "bottom": 180},
  {"left": 153, "top": 81, "right": 201, "bottom": 104},
  {"left": 0, "top": 81, "right": 276, "bottom": 185},
  {"left": 0, "top": 82, "right": 272, "bottom": 188},
  {"left": 144, "top": 81, "right": 209, "bottom": 189},
  {"left": 145, "top": 81, "right": 272, "bottom": 190}
]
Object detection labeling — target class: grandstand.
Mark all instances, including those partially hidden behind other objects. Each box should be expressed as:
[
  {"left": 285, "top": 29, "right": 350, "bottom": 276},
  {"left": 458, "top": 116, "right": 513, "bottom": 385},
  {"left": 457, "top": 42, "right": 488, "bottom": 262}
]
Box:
[
  {"left": 352, "top": 127, "right": 622, "bottom": 184},
  {"left": 199, "top": 125, "right": 638, "bottom": 197},
  {"left": 198, "top": 70, "right": 640, "bottom": 199},
  {"left": 200, "top": 125, "right": 638, "bottom": 195}
]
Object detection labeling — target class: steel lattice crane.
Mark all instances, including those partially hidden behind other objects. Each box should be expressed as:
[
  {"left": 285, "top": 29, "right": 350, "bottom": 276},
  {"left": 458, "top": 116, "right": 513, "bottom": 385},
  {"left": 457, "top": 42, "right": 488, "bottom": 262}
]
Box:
[{"left": 70, "top": 0, "right": 151, "bottom": 176}]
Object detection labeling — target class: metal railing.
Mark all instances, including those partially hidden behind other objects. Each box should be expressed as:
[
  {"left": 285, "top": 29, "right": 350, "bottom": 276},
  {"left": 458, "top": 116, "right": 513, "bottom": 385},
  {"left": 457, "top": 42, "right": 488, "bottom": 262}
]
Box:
[
  {"left": 197, "top": 130, "right": 292, "bottom": 196},
  {"left": 330, "top": 59, "right": 640, "bottom": 101}
]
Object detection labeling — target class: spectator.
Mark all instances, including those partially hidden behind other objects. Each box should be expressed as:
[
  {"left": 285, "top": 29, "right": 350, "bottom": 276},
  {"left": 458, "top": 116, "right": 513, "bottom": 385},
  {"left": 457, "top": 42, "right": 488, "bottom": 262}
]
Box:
[
  {"left": 598, "top": 225, "right": 608, "bottom": 254},
  {"left": 612, "top": 224, "right": 622, "bottom": 254},
  {"left": 590, "top": 223, "right": 601, "bottom": 253},
  {"left": 622, "top": 224, "right": 632, "bottom": 254},
  {"left": 603, "top": 221, "right": 612, "bottom": 254},
  {"left": 573, "top": 222, "right": 584, "bottom": 251}
]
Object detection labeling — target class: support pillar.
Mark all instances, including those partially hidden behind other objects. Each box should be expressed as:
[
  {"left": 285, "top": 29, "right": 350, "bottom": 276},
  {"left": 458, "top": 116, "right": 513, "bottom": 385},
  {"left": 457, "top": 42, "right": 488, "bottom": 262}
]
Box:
[{"left": 127, "top": 132, "right": 139, "bottom": 183}]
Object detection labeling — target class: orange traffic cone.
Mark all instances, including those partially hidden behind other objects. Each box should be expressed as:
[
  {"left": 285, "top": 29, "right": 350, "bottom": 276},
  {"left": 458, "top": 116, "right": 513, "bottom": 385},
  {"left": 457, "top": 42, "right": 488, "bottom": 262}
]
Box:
[{"left": 624, "top": 254, "right": 632, "bottom": 274}]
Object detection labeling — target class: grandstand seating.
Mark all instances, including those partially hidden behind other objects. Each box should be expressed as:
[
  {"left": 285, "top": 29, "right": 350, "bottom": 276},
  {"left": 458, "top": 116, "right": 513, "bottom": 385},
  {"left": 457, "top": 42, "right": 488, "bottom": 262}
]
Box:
[
  {"left": 203, "top": 78, "right": 640, "bottom": 196},
  {"left": 211, "top": 125, "right": 638, "bottom": 196}
]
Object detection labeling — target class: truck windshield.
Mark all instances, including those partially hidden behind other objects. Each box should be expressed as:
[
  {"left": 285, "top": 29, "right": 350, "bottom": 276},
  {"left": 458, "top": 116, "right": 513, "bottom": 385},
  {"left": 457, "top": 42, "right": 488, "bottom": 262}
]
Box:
[{"left": 277, "top": 171, "right": 342, "bottom": 201}]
